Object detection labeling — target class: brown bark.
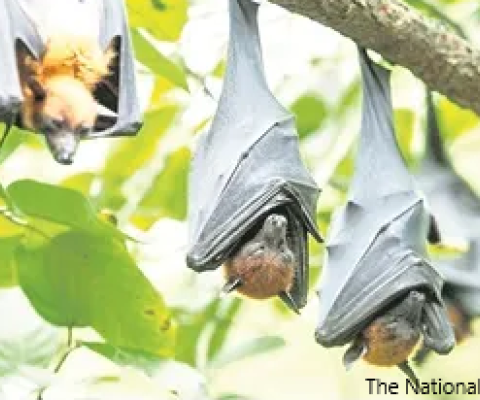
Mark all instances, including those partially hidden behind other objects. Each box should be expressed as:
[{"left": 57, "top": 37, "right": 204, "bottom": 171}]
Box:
[{"left": 270, "top": 0, "right": 480, "bottom": 115}]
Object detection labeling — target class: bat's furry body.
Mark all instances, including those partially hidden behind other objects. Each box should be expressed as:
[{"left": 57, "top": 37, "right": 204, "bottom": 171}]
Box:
[
  {"left": 224, "top": 214, "right": 295, "bottom": 300},
  {"left": 359, "top": 291, "right": 425, "bottom": 367}
]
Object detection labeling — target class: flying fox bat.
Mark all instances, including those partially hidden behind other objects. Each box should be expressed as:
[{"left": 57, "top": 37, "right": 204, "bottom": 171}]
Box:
[
  {"left": 413, "top": 94, "right": 480, "bottom": 364},
  {"left": 315, "top": 48, "right": 455, "bottom": 381},
  {"left": 415, "top": 92, "right": 480, "bottom": 240},
  {"left": 0, "top": 0, "right": 142, "bottom": 164},
  {"left": 185, "top": 0, "right": 322, "bottom": 314}
]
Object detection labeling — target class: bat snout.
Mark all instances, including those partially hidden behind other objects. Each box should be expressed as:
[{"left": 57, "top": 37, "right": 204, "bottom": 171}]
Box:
[
  {"left": 265, "top": 214, "right": 287, "bottom": 229},
  {"left": 262, "top": 214, "right": 288, "bottom": 239},
  {"left": 406, "top": 290, "right": 426, "bottom": 306},
  {"left": 44, "top": 130, "right": 80, "bottom": 165},
  {"left": 55, "top": 150, "right": 75, "bottom": 165}
]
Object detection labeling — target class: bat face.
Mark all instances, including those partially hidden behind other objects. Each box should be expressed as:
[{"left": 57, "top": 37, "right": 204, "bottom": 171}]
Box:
[
  {"left": 23, "top": 75, "right": 96, "bottom": 164},
  {"left": 0, "top": 0, "right": 142, "bottom": 164},
  {"left": 223, "top": 213, "right": 297, "bottom": 305}
]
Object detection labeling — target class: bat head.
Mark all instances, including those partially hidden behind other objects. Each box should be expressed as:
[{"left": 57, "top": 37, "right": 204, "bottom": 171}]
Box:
[
  {"left": 223, "top": 213, "right": 296, "bottom": 302},
  {"left": 392, "top": 290, "right": 426, "bottom": 325},
  {"left": 254, "top": 214, "right": 291, "bottom": 253},
  {"left": 24, "top": 75, "right": 96, "bottom": 164}
]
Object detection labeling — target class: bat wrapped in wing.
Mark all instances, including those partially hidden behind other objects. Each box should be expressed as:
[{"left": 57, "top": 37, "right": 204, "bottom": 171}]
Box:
[
  {"left": 0, "top": 0, "right": 142, "bottom": 164},
  {"left": 186, "top": 0, "right": 322, "bottom": 313},
  {"left": 315, "top": 48, "right": 455, "bottom": 381},
  {"left": 414, "top": 95, "right": 480, "bottom": 363},
  {"left": 416, "top": 92, "right": 480, "bottom": 240}
]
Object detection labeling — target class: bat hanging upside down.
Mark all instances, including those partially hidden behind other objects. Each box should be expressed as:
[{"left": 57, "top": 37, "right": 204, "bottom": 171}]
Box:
[
  {"left": 343, "top": 290, "right": 426, "bottom": 384},
  {"left": 222, "top": 214, "right": 300, "bottom": 312},
  {"left": 17, "top": 35, "right": 115, "bottom": 164}
]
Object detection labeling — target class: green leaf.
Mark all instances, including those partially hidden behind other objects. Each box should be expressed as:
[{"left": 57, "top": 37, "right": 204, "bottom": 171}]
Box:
[
  {"left": 334, "top": 80, "right": 361, "bottom": 118},
  {"left": 207, "top": 298, "right": 242, "bottom": 362},
  {"left": 333, "top": 147, "right": 356, "bottom": 180},
  {"left": 133, "top": 147, "right": 190, "bottom": 228},
  {"left": 131, "top": 29, "right": 188, "bottom": 90},
  {"left": 82, "top": 342, "right": 165, "bottom": 376},
  {"left": 60, "top": 172, "right": 96, "bottom": 196},
  {"left": 0, "top": 235, "right": 22, "bottom": 287},
  {"left": 7, "top": 179, "right": 124, "bottom": 240},
  {"left": 97, "top": 107, "right": 177, "bottom": 212},
  {"left": 438, "top": 98, "right": 479, "bottom": 140},
  {"left": 394, "top": 108, "right": 415, "bottom": 165},
  {"left": 17, "top": 230, "right": 176, "bottom": 356},
  {"left": 209, "top": 336, "right": 285, "bottom": 369},
  {"left": 0, "top": 127, "right": 27, "bottom": 164},
  {"left": 126, "top": 0, "right": 187, "bottom": 41},
  {"left": 173, "top": 299, "right": 222, "bottom": 366},
  {"left": 0, "top": 183, "right": 14, "bottom": 210},
  {"left": 100, "top": 107, "right": 178, "bottom": 212},
  {"left": 290, "top": 94, "right": 327, "bottom": 138}
]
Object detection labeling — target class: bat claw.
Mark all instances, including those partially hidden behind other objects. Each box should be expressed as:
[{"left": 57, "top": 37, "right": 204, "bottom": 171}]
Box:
[
  {"left": 222, "top": 277, "right": 242, "bottom": 295},
  {"left": 343, "top": 338, "right": 366, "bottom": 371},
  {"left": 398, "top": 361, "right": 419, "bottom": 388},
  {"left": 279, "top": 291, "right": 301, "bottom": 315}
]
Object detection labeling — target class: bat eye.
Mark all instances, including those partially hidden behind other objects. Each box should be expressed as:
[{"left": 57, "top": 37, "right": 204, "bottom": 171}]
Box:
[
  {"left": 27, "top": 78, "right": 46, "bottom": 102},
  {"left": 41, "top": 118, "right": 63, "bottom": 134},
  {"left": 253, "top": 244, "right": 265, "bottom": 255},
  {"left": 76, "top": 125, "right": 91, "bottom": 136},
  {"left": 52, "top": 119, "right": 64, "bottom": 129}
]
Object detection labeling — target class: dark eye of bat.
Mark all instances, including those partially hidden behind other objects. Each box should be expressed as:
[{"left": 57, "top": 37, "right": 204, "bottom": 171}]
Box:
[
  {"left": 41, "top": 118, "right": 64, "bottom": 134},
  {"left": 76, "top": 125, "right": 90, "bottom": 136}
]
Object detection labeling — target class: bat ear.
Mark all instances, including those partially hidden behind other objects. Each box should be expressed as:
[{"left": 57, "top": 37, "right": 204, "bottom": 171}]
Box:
[
  {"left": 398, "top": 361, "right": 419, "bottom": 388},
  {"left": 427, "top": 214, "right": 441, "bottom": 244},
  {"left": 27, "top": 77, "right": 46, "bottom": 102},
  {"left": 222, "top": 277, "right": 243, "bottom": 294},
  {"left": 343, "top": 339, "right": 367, "bottom": 371},
  {"left": 96, "top": 102, "right": 117, "bottom": 118},
  {"left": 279, "top": 291, "right": 300, "bottom": 315}
]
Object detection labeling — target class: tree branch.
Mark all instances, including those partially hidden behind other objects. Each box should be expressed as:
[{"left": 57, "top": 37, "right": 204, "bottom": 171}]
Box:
[{"left": 269, "top": 0, "right": 480, "bottom": 115}]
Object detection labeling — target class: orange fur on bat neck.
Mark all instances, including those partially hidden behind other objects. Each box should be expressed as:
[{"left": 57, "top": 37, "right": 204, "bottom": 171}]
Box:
[
  {"left": 223, "top": 252, "right": 295, "bottom": 299},
  {"left": 361, "top": 319, "right": 421, "bottom": 366},
  {"left": 26, "top": 35, "right": 115, "bottom": 90},
  {"left": 17, "top": 35, "right": 115, "bottom": 132}
]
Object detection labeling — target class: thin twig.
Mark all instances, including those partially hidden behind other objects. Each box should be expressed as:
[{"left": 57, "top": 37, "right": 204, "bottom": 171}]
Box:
[{"left": 37, "top": 330, "right": 78, "bottom": 400}]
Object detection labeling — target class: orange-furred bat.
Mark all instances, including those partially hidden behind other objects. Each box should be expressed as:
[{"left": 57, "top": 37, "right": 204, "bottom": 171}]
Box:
[{"left": 0, "top": 0, "right": 142, "bottom": 164}]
